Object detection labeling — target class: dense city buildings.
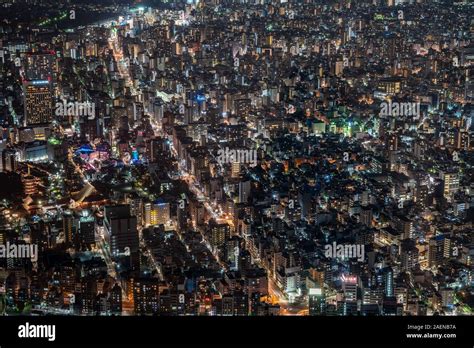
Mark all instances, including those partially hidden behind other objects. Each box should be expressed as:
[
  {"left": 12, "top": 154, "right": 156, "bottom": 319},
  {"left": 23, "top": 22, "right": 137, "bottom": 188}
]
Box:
[{"left": 0, "top": 0, "right": 472, "bottom": 320}]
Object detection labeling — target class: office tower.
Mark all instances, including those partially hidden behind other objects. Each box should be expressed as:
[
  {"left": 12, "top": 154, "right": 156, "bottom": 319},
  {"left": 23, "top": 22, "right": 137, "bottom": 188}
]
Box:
[
  {"left": 23, "top": 80, "right": 53, "bottom": 125},
  {"left": 60, "top": 263, "right": 76, "bottom": 293},
  {"left": 397, "top": 216, "right": 414, "bottom": 240},
  {"left": 29, "top": 273, "right": 42, "bottom": 305},
  {"left": 382, "top": 296, "right": 401, "bottom": 316},
  {"left": 443, "top": 237, "right": 452, "bottom": 259},
  {"left": 308, "top": 287, "right": 326, "bottom": 315},
  {"left": 215, "top": 292, "right": 248, "bottom": 316},
  {"left": 461, "top": 245, "right": 474, "bottom": 266},
  {"left": 400, "top": 239, "right": 419, "bottom": 272},
  {"left": 360, "top": 207, "right": 373, "bottom": 227},
  {"left": 143, "top": 202, "right": 152, "bottom": 226},
  {"left": 129, "top": 196, "right": 143, "bottom": 225},
  {"left": 190, "top": 201, "right": 205, "bottom": 226},
  {"left": 388, "top": 133, "right": 399, "bottom": 151},
  {"left": 342, "top": 275, "right": 358, "bottom": 303},
  {"left": 78, "top": 212, "right": 96, "bottom": 245},
  {"left": 226, "top": 237, "right": 241, "bottom": 271},
  {"left": 158, "top": 290, "right": 172, "bottom": 315},
  {"left": 220, "top": 295, "right": 233, "bottom": 316},
  {"left": 22, "top": 52, "right": 55, "bottom": 126},
  {"left": 440, "top": 171, "right": 459, "bottom": 201},
  {"left": 233, "top": 291, "right": 249, "bottom": 316},
  {"left": 17, "top": 276, "right": 29, "bottom": 304},
  {"left": 63, "top": 211, "right": 75, "bottom": 245},
  {"left": 231, "top": 161, "right": 241, "bottom": 178},
  {"left": 362, "top": 286, "right": 383, "bottom": 306},
  {"left": 415, "top": 184, "right": 430, "bottom": 207},
  {"left": 133, "top": 279, "right": 160, "bottom": 315},
  {"left": 143, "top": 201, "right": 170, "bottom": 227},
  {"left": 80, "top": 277, "right": 97, "bottom": 315},
  {"left": 1, "top": 149, "right": 17, "bottom": 172},
  {"left": 110, "top": 283, "right": 123, "bottom": 314},
  {"left": 24, "top": 52, "right": 55, "bottom": 80},
  {"left": 250, "top": 292, "right": 262, "bottom": 316},
  {"left": 298, "top": 189, "right": 312, "bottom": 220},
  {"left": 454, "top": 130, "right": 469, "bottom": 150},
  {"left": 104, "top": 205, "right": 138, "bottom": 256},
  {"left": 238, "top": 180, "right": 251, "bottom": 204},
  {"left": 209, "top": 219, "right": 230, "bottom": 251},
  {"left": 382, "top": 267, "right": 394, "bottom": 297},
  {"left": 338, "top": 273, "right": 358, "bottom": 316},
  {"left": 152, "top": 201, "right": 170, "bottom": 226},
  {"left": 234, "top": 98, "right": 251, "bottom": 119},
  {"left": 440, "top": 288, "right": 455, "bottom": 308},
  {"left": 335, "top": 60, "right": 344, "bottom": 77},
  {"left": 360, "top": 191, "right": 370, "bottom": 206},
  {"left": 428, "top": 235, "right": 445, "bottom": 267}
]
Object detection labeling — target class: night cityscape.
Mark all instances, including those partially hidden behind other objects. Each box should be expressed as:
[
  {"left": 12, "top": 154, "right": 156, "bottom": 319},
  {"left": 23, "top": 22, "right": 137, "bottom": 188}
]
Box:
[{"left": 0, "top": 1, "right": 473, "bottom": 343}]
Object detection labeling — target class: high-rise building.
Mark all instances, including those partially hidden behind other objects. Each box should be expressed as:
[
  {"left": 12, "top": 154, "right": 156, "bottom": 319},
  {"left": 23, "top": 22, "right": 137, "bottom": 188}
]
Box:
[
  {"left": 133, "top": 279, "right": 159, "bottom": 315},
  {"left": 23, "top": 80, "right": 53, "bottom": 125},
  {"left": 104, "top": 205, "right": 138, "bottom": 257},
  {"left": 382, "top": 267, "right": 394, "bottom": 297},
  {"left": 80, "top": 277, "right": 97, "bottom": 315},
  {"left": 428, "top": 235, "right": 445, "bottom": 267},
  {"left": 152, "top": 202, "right": 170, "bottom": 226},
  {"left": 110, "top": 283, "right": 123, "bottom": 314},
  {"left": 396, "top": 216, "right": 414, "bottom": 240},
  {"left": 209, "top": 219, "right": 230, "bottom": 251},
  {"left": 59, "top": 263, "right": 76, "bottom": 293},
  {"left": 238, "top": 180, "right": 251, "bottom": 204},
  {"left": 1, "top": 149, "right": 17, "bottom": 172},
  {"left": 341, "top": 274, "right": 358, "bottom": 303},
  {"left": 308, "top": 287, "right": 326, "bottom": 315},
  {"left": 400, "top": 239, "right": 419, "bottom": 272},
  {"left": 415, "top": 184, "right": 430, "bottom": 208},
  {"left": 388, "top": 133, "right": 399, "bottom": 151},
  {"left": 143, "top": 201, "right": 170, "bottom": 227},
  {"left": 78, "top": 212, "right": 95, "bottom": 245},
  {"left": 63, "top": 211, "right": 75, "bottom": 244},
  {"left": 441, "top": 171, "right": 459, "bottom": 202},
  {"left": 129, "top": 196, "right": 143, "bottom": 225},
  {"left": 24, "top": 52, "right": 55, "bottom": 81},
  {"left": 233, "top": 291, "right": 249, "bottom": 316},
  {"left": 231, "top": 162, "right": 241, "bottom": 178},
  {"left": 362, "top": 286, "right": 383, "bottom": 306},
  {"left": 22, "top": 52, "right": 55, "bottom": 126},
  {"left": 360, "top": 207, "right": 373, "bottom": 227}
]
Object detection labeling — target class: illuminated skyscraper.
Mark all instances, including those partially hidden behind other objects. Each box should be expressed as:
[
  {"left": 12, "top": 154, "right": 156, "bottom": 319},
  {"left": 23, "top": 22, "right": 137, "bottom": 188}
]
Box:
[
  {"left": 78, "top": 211, "right": 96, "bottom": 245},
  {"left": 342, "top": 275, "right": 358, "bottom": 303},
  {"left": 110, "top": 283, "right": 123, "bottom": 314},
  {"left": 308, "top": 287, "right": 326, "bottom": 315},
  {"left": 24, "top": 52, "right": 55, "bottom": 81},
  {"left": 209, "top": 219, "right": 230, "bottom": 251},
  {"left": 22, "top": 52, "right": 55, "bottom": 126},
  {"left": 23, "top": 80, "right": 53, "bottom": 125},
  {"left": 133, "top": 279, "right": 159, "bottom": 315},
  {"left": 143, "top": 201, "right": 170, "bottom": 226},
  {"left": 382, "top": 267, "right": 394, "bottom": 297},
  {"left": 62, "top": 211, "right": 75, "bottom": 245},
  {"left": 441, "top": 170, "right": 460, "bottom": 202},
  {"left": 104, "top": 205, "right": 138, "bottom": 257}
]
